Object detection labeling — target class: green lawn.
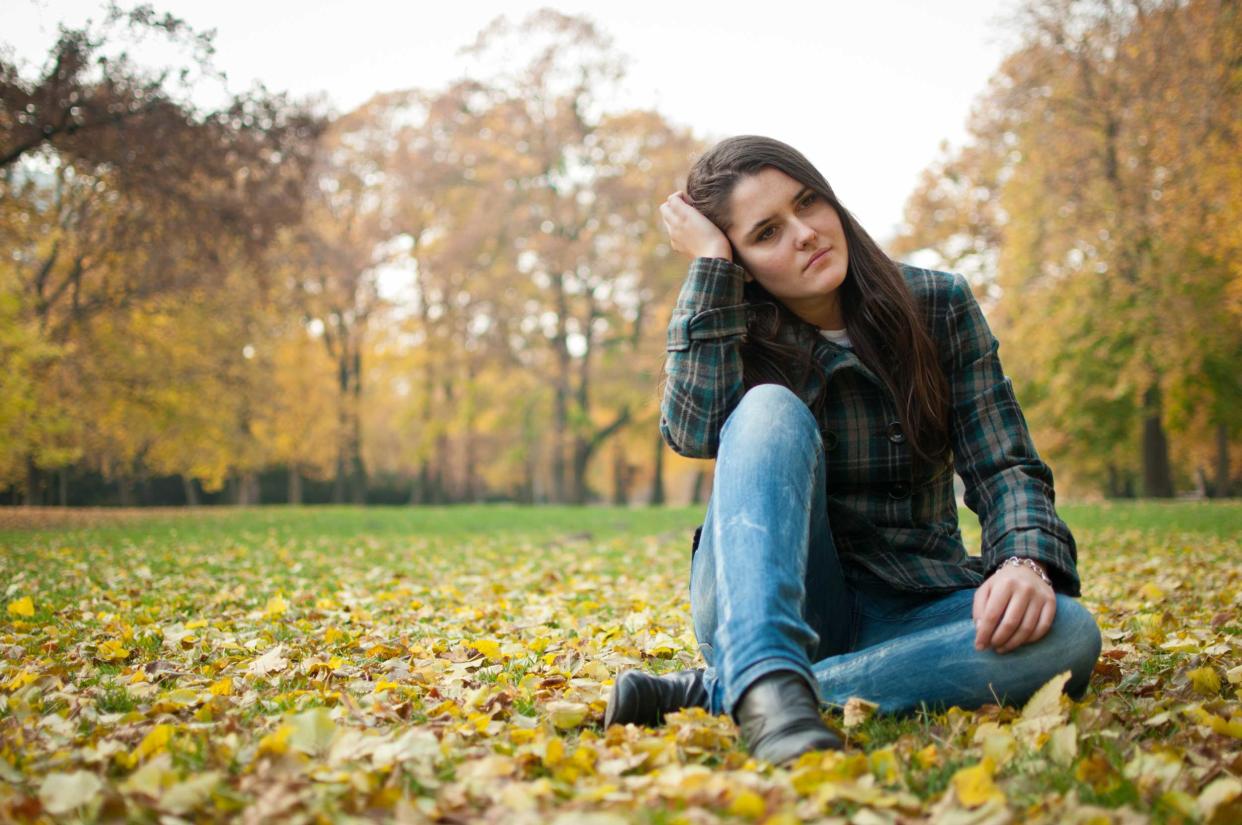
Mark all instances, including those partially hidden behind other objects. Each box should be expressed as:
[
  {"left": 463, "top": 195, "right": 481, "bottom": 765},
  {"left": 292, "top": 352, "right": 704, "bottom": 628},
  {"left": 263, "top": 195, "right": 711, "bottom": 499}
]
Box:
[{"left": 1, "top": 502, "right": 1238, "bottom": 822}]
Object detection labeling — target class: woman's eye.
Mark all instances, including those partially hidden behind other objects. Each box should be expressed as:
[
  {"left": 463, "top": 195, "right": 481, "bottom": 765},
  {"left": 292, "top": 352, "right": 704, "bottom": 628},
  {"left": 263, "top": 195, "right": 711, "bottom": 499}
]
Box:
[
  {"left": 800, "top": 193, "right": 818, "bottom": 208},
  {"left": 757, "top": 226, "right": 776, "bottom": 242}
]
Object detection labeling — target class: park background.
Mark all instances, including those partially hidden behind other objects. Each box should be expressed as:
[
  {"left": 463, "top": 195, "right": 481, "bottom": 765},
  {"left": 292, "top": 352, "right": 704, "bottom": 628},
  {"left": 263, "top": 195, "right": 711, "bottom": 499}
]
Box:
[
  {"left": 2, "top": 0, "right": 1237, "bottom": 509},
  {"left": 2, "top": 3, "right": 1241, "bottom": 822}
]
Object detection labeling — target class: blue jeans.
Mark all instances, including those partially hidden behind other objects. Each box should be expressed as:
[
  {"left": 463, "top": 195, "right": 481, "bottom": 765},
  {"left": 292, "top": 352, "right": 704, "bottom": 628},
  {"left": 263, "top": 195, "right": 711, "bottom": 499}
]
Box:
[{"left": 689, "top": 384, "right": 1102, "bottom": 719}]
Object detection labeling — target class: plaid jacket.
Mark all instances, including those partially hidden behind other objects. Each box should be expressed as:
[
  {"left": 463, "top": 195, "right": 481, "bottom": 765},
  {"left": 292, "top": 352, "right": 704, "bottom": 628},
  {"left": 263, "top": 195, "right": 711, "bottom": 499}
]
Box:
[{"left": 660, "top": 257, "right": 1080, "bottom": 596}]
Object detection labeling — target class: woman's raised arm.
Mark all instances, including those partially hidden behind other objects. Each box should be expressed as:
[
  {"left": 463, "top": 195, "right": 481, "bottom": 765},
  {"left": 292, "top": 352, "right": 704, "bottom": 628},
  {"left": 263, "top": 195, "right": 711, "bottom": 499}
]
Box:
[{"left": 657, "top": 193, "right": 750, "bottom": 458}]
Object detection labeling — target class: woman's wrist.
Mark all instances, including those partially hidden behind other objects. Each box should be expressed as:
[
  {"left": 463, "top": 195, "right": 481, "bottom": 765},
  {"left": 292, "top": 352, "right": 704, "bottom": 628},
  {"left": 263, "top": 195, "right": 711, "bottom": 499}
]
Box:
[
  {"left": 696, "top": 243, "right": 732, "bottom": 262},
  {"left": 997, "top": 556, "right": 1053, "bottom": 588}
]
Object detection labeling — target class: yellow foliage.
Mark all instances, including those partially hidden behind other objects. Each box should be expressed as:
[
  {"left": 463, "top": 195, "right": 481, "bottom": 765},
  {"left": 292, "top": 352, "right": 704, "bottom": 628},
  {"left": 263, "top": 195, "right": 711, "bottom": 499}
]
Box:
[{"left": 6, "top": 597, "right": 34, "bottom": 617}]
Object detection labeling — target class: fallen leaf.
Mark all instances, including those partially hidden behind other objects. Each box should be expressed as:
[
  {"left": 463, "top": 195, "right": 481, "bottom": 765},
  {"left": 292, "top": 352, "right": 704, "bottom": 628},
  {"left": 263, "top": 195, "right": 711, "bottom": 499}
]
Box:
[
  {"left": 38, "top": 770, "right": 102, "bottom": 814},
  {"left": 247, "top": 645, "right": 289, "bottom": 678},
  {"left": 842, "top": 696, "right": 878, "bottom": 729},
  {"left": 951, "top": 757, "right": 1005, "bottom": 808},
  {"left": 6, "top": 597, "right": 34, "bottom": 617}
]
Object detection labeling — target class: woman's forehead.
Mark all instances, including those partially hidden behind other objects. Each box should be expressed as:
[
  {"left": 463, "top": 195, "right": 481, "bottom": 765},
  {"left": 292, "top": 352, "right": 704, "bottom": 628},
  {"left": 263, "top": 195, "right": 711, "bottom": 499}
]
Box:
[{"left": 728, "top": 168, "right": 806, "bottom": 230}]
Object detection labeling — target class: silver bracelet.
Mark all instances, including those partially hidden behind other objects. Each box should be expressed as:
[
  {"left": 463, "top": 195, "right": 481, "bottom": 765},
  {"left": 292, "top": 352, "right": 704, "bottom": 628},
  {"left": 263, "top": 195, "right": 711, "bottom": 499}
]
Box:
[{"left": 998, "top": 556, "right": 1053, "bottom": 588}]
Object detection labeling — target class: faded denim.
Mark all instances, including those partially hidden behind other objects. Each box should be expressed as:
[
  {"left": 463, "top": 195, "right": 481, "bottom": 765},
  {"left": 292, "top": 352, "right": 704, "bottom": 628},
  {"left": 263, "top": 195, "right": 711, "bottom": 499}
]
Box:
[{"left": 689, "top": 384, "right": 1102, "bottom": 719}]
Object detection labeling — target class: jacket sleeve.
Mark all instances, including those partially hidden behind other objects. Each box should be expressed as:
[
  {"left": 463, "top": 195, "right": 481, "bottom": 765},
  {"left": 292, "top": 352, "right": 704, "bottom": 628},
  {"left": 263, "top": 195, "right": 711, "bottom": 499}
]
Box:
[
  {"left": 943, "top": 273, "right": 1081, "bottom": 595},
  {"left": 659, "top": 257, "right": 750, "bottom": 459}
]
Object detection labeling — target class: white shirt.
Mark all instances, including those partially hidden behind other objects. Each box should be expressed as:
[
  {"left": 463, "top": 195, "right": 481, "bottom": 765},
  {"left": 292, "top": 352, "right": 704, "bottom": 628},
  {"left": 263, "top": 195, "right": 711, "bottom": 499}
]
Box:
[{"left": 818, "top": 327, "right": 852, "bottom": 348}]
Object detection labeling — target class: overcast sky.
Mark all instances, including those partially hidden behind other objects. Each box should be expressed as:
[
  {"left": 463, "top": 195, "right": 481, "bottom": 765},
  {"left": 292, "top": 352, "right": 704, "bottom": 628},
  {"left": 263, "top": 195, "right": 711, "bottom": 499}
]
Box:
[{"left": 5, "top": 0, "right": 1022, "bottom": 243}]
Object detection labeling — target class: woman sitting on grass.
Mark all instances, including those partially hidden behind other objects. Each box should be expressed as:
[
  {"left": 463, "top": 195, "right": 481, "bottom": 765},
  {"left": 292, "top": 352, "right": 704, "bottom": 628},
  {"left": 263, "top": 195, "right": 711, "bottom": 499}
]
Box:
[{"left": 604, "top": 136, "right": 1101, "bottom": 766}]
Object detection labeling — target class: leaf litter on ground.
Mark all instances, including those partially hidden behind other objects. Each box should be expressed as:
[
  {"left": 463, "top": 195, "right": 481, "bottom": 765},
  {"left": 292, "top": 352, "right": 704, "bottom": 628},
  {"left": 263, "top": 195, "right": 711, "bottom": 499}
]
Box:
[{"left": 0, "top": 505, "right": 1239, "bottom": 823}]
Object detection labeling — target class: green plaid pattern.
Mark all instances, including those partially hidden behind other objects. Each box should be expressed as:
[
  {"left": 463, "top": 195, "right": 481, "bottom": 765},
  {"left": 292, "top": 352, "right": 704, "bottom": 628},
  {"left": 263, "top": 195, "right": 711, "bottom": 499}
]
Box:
[{"left": 660, "top": 257, "right": 1080, "bottom": 596}]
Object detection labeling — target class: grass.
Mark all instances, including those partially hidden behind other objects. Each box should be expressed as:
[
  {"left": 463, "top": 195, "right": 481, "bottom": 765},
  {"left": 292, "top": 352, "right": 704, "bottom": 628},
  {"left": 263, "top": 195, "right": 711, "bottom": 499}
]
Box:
[{"left": 0, "top": 501, "right": 1238, "bottom": 823}]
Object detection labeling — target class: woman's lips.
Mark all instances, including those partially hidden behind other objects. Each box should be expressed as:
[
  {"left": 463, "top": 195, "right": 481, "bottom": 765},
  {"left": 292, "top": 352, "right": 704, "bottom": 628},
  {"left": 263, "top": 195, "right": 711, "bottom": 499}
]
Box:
[{"left": 805, "top": 246, "right": 832, "bottom": 271}]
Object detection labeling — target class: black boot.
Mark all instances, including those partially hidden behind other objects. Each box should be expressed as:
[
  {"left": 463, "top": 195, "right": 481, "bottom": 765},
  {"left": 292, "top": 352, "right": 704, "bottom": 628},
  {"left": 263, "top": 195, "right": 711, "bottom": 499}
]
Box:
[
  {"left": 734, "top": 670, "right": 843, "bottom": 765},
  {"left": 604, "top": 668, "right": 709, "bottom": 728}
]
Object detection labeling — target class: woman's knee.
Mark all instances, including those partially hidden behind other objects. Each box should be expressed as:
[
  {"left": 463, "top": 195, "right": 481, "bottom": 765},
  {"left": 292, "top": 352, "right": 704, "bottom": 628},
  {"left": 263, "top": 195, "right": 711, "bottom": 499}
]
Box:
[
  {"left": 1048, "top": 596, "right": 1102, "bottom": 697},
  {"left": 721, "top": 384, "right": 820, "bottom": 450}
]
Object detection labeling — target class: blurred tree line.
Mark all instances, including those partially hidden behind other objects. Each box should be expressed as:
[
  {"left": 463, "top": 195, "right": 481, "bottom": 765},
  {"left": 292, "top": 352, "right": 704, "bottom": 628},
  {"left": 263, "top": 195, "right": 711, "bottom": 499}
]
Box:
[
  {"left": 1, "top": 0, "right": 1236, "bottom": 506},
  {"left": 894, "top": 0, "right": 1239, "bottom": 499}
]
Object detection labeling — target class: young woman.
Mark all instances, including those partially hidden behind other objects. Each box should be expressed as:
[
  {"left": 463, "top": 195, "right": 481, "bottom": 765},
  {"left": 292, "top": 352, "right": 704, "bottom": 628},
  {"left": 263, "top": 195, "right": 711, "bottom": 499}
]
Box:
[{"left": 604, "top": 136, "right": 1101, "bottom": 766}]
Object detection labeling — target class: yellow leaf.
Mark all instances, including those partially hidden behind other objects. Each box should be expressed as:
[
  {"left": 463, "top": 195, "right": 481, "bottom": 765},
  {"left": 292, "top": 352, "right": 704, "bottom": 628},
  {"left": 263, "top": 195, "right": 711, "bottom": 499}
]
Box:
[
  {"left": 184, "top": 619, "right": 208, "bottom": 630},
  {"left": 1138, "top": 583, "right": 1164, "bottom": 601},
  {"left": 951, "top": 757, "right": 1005, "bottom": 808},
  {"left": 208, "top": 677, "right": 233, "bottom": 696},
  {"left": 547, "top": 700, "right": 588, "bottom": 730},
  {"left": 263, "top": 594, "right": 288, "bottom": 619},
  {"left": 869, "top": 747, "right": 900, "bottom": 784},
  {"left": 4, "top": 668, "right": 38, "bottom": 692},
  {"left": 471, "top": 638, "right": 503, "bottom": 660},
  {"left": 1186, "top": 706, "right": 1242, "bottom": 739},
  {"left": 727, "top": 789, "right": 766, "bottom": 819},
  {"left": 132, "top": 724, "right": 174, "bottom": 764},
  {"left": 323, "top": 627, "right": 348, "bottom": 645},
  {"left": 1021, "top": 671, "right": 1071, "bottom": 720},
  {"left": 543, "top": 737, "right": 565, "bottom": 767},
  {"left": 258, "top": 723, "right": 293, "bottom": 756},
  {"left": 96, "top": 638, "right": 131, "bottom": 662},
  {"left": 6, "top": 597, "right": 34, "bottom": 617},
  {"left": 1188, "top": 667, "right": 1222, "bottom": 697},
  {"left": 914, "top": 744, "right": 940, "bottom": 769}
]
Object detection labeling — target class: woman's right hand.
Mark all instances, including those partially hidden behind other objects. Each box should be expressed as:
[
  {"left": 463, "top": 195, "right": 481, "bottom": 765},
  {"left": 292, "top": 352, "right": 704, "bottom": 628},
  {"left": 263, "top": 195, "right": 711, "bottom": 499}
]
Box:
[{"left": 659, "top": 191, "right": 733, "bottom": 262}]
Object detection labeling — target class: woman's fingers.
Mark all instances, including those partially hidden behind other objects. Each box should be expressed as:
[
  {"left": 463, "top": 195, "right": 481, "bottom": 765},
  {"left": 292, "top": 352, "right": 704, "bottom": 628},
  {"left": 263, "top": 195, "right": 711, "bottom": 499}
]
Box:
[
  {"left": 1031, "top": 597, "right": 1057, "bottom": 645},
  {"left": 974, "top": 580, "right": 1005, "bottom": 650},
  {"left": 659, "top": 192, "right": 731, "bottom": 260},
  {"left": 996, "top": 597, "right": 1043, "bottom": 653},
  {"left": 972, "top": 580, "right": 990, "bottom": 637},
  {"left": 988, "top": 586, "right": 1030, "bottom": 652}
]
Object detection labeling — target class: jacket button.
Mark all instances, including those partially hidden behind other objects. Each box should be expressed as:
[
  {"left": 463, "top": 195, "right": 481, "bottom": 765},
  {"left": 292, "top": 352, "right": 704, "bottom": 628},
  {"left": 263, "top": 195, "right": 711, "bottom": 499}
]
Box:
[
  {"left": 889, "top": 481, "right": 911, "bottom": 500},
  {"left": 823, "top": 431, "right": 838, "bottom": 451},
  {"left": 887, "top": 421, "right": 906, "bottom": 444}
]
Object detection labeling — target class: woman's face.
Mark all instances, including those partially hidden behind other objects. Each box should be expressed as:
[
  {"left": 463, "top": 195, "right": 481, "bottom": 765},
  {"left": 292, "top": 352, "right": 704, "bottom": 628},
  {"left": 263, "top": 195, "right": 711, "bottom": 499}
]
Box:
[{"left": 724, "top": 167, "right": 849, "bottom": 317}]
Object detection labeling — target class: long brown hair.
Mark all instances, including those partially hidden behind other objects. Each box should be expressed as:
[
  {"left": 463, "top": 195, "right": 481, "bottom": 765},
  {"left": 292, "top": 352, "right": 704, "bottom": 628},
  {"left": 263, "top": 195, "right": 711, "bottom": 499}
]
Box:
[{"left": 685, "top": 135, "right": 950, "bottom": 464}]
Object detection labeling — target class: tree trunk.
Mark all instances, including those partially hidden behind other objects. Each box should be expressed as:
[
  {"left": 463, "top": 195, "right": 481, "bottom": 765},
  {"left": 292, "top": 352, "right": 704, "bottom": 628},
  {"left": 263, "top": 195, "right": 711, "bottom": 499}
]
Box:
[
  {"left": 182, "top": 475, "right": 200, "bottom": 506},
  {"left": 649, "top": 434, "right": 666, "bottom": 506},
  {"left": 1215, "top": 422, "right": 1231, "bottom": 498},
  {"left": 288, "top": 466, "right": 302, "bottom": 505},
  {"left": 236, "top": 471, "right": 260, "bottom": 506},
  {"left": 348, "top": 346, "right": 366, "bottom": 504},
  {"left": 691, "top": 468, "right": 710, "bottom": 505},
  {"left": 611, "top": 440, "right": 633, "bottom": 505},
  {"left": 118, "top": 475, "right": 134, "bottom": 507},
  {"left": 1141, "top": 384, "right": 1174, "bottom": 498},
  {"left": 58, "top": 468, "right": 68, "bottom": 507},
  {"left": 551, "top": 274, "right": 570, "bottom": 504},
  {"left": 23, "top": 456, "right": 40, "bottom": 506}
]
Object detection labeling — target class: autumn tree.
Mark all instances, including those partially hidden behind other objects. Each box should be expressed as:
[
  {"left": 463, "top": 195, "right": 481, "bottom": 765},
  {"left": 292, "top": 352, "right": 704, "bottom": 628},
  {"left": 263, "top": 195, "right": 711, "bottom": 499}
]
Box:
[
  {"left": 896, "top": 0, "right": 1240, "bottom": 497},
  {"left": 0, "top": 5, "right": 322, "bottom": 503}
]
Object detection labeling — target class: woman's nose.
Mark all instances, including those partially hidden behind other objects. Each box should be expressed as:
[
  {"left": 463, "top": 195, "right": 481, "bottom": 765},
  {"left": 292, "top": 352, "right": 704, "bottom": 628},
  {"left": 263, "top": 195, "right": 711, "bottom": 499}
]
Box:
[{"left": 793, "top": 219, "right": 818, "bottom": 248}]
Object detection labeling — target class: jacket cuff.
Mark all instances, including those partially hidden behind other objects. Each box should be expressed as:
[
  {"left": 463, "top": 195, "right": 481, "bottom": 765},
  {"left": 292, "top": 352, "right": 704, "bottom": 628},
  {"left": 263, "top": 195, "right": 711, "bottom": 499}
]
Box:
[
  {"left": 666, "top": 258, "right": 749, "bottom": 352},
  {"left": 984, "top": 528, "right": 1081, "bottom": 596}
]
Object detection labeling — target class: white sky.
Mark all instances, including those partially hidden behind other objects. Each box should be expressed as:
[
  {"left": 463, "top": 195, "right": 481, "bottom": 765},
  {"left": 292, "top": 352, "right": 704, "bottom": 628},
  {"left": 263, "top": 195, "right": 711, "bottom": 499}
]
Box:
[{"left": 5, "top": 0, "right": 1021, "bottom": 243}]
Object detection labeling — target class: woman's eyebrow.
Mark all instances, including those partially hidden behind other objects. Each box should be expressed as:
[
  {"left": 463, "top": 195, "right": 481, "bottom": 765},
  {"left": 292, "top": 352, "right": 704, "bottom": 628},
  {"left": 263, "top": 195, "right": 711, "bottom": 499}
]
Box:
[{"left": 746, "top": 187, "right": 814, "bottom": 238}]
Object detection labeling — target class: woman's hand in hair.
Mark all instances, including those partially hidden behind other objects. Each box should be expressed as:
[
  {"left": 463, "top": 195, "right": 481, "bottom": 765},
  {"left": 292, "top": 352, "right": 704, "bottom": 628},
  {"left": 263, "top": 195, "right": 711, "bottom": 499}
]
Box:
[
  {"left": 972, "top": 563, "right": 1056, "bottom": 654},
  {"left": 659, "top": 191, "right": 733, "bottom": 262}
]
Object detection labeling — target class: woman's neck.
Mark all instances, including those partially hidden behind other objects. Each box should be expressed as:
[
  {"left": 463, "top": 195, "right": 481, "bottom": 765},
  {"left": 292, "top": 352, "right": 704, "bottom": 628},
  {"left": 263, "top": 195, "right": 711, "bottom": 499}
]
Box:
[{"left": 783, "top": 293, "right": 844, "bottom": 331}]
